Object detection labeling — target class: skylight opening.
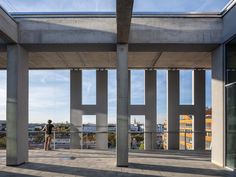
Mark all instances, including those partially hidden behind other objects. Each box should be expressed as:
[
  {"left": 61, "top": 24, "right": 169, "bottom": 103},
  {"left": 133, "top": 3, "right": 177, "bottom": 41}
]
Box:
[{"left": 0, "top": 0, "right": 235, "bottom": 15}]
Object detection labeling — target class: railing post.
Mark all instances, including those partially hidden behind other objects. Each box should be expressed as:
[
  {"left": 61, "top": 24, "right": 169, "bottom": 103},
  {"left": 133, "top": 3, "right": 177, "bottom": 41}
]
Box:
[
  {"left": 184, "top": 130, "right": 187, "bottom": 150},
  {"left": 81, "top": 131, "right": 83, "bottom": 150},
  {"left": 86, "top": 133, "right": 88, "bottom": 149},
  {"left": 53, "top": 131, "right": 56, "bottom": 150}
]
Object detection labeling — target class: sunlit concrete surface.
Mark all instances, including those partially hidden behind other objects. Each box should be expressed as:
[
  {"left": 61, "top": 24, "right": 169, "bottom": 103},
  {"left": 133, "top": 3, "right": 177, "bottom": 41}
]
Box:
[{"left": 0, "top": 149, "right": 235, "bottom": 177}]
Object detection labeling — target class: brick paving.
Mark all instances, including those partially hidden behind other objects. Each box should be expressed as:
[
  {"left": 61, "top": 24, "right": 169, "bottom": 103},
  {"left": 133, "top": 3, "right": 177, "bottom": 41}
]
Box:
[{"left": 0, "top": 149, "right": 235, "bottom": 177}]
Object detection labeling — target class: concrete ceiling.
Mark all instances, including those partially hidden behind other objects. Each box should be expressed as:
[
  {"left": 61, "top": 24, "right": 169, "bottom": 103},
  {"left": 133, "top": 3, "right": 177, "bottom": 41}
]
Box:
[{"left": 0, "top": 52, "right": 211, "bottom": 69}]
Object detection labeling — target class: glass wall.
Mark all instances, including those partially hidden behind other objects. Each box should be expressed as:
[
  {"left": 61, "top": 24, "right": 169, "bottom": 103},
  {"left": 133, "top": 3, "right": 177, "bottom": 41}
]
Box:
[{"left": 225, "top": 37, "right": 236, "bottom": 169}]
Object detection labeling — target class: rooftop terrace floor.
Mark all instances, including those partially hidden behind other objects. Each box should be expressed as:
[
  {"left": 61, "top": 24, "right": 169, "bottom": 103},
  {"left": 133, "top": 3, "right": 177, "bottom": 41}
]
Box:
[{"left": 0, "top": 149, "right": 235, "bottom": 177}]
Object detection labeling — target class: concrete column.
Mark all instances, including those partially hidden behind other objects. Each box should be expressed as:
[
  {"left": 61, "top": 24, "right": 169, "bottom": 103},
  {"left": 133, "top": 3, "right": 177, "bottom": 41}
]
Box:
[
  {"left": 6, "top": 45, "right": 28, "bottom": 166},
  {"left": 128, "top": 71, "right": 131, "bottom": 150},
  {"left": 117, "top": 44, "right": 129, "bottom": 167},
  {"left": 96, "top": 70, "right": 108, "bottom": 150},
  {"left": 70, "top": 70, "right": 83, "bottom": 149},
  {"left": 211, "top": 45, "right": 225, "bottom": 167},
  {"left": 193, "top": 70, "right": 206, "bottom": 150},
  {"left": 145, "top": 70, "right": 157, "bottom": 150},
  {"left": 167, "top": 70, "right": 180, "bottom": 150}
]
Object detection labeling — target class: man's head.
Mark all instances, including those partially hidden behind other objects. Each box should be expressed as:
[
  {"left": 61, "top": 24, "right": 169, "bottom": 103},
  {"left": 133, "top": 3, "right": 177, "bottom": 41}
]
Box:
[{"left": 48, "top": 120, "right": 52, "bottom": 124}]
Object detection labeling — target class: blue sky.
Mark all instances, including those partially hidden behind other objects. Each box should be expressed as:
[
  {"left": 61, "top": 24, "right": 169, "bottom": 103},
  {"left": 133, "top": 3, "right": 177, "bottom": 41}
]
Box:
[
  {"left": 0, "top": 0, "right": 230, "bottom": 13},
  {"left": 0, "top": 70, "right": 212, "bottom": 124}
]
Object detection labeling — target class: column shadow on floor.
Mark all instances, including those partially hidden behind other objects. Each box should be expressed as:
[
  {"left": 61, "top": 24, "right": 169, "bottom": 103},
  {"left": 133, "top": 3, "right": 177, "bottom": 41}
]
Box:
[
  {"left": 0, "top": 172, "right": 37, "bottom": 177},
  {"left": 17, "top": 162, "right": 161, "bottom": 177},
  {"left": 129, "top": 163, "right": 234, "bottom": 177}
]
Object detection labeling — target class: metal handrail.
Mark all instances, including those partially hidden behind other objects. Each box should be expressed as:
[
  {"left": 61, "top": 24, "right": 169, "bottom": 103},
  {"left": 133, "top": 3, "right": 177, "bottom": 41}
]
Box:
[
  {"left": 0, "top": 130, "right": 212, "bottom": 134},
  {"left": 225, "top": 82, "right": 236, "bottom": 87},
  {"left": 0, "top": 130, "right": 212, "bottom": 150}
]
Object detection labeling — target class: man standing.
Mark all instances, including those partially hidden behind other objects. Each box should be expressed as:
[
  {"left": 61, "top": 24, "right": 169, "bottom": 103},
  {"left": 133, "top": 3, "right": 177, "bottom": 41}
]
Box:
[{"left": 42, "top": 120, "right": 55, "bottom": 151}]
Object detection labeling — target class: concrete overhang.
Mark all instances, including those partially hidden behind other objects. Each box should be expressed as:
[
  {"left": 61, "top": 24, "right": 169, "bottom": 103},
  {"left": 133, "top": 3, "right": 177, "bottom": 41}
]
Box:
[
  {"left": 13, "top": 16, "right": 223, "bottom": 52},
  {"left": 0, "top": 6, "right": 18, "bottom": 43},
  {"left": 0, "top": 51, "right": 211, "bottom": 69},
  {"left": 2, "top": 1, "right": 236, "bottom": 70},
  {"left": 0, "top": 14, "right": 219, "bottom": 70}
]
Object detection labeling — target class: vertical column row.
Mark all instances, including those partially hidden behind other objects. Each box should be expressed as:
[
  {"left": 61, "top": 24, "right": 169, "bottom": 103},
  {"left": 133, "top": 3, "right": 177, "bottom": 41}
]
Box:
[
  {"left": 70, "top": 70, "right": 108, "bottom": 150},
  {"left": 128, "top": 70, "right": 157, "bottom": 150},
  {"left": 167, "top": 70, "right": 206, "bottom": 150}
]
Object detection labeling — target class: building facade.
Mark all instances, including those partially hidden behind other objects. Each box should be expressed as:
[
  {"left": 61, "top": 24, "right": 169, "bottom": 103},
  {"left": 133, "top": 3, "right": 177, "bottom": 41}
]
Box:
[{"left": 0, "top": 0, "right": 235, "bottom": 170}]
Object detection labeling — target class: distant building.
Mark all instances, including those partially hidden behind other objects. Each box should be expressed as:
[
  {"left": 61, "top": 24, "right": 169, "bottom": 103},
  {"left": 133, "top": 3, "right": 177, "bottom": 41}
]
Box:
[
  {"left": 163, "top": 109, "right": 212, "bottom": 150},
  {"left": 83, "top": 123, "right": 96, "bottom": 133},
  {"left": 108, "top": 124, "right": 116, "bottom": 132},
  {"left": 0, "top": 120, "right": 6, "bottom": 131},
  {"left": 156, "top": 124, "right": 164, "bottom": 149},
  {"left": 28, "top": 124, "right": 43, "bottom": 131}
]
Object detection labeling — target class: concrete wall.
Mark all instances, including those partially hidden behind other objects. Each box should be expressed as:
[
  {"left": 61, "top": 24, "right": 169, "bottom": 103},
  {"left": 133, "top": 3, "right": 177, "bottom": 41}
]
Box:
[{"left": 211, "top": 45, "right": 225, "bottom": 167}]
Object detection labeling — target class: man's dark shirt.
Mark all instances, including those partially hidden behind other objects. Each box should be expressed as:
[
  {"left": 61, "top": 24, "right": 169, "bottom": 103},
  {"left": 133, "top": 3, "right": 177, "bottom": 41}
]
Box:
[{"left": 46, "top": 124, "right": 54, "bottom": 135}]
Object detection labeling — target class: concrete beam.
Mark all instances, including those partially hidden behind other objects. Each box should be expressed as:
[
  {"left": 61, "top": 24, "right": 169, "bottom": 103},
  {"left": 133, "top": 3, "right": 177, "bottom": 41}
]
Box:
[
  {"left": 130, "top": 18, "right": 222, "bottom": 44},
  {"left": 17, "top": 18, "right": 116, "bottom": 44},
  {"left": 0, "top": 51, "right": 211, "bottom": 69},
  {"left": 0, "top": 7, "right": 18, "bottom": 43},
  {"left": 16, "top": 16, "right": 222, "bottom": 46},
  {"left": 116, "top": 0, "right": 134, "bottom": 43}
]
